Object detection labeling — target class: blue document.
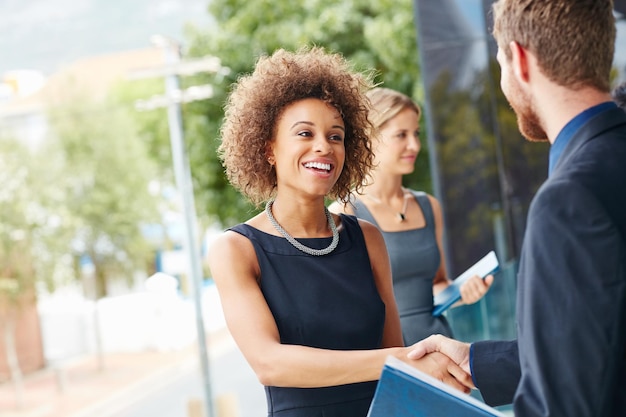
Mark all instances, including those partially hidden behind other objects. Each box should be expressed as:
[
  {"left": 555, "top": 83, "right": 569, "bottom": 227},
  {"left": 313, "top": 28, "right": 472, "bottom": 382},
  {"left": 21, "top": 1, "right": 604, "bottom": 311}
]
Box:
[
  {"left": 432, "top": 251, "right": 499, "bottom": 317},
  {"left": 367, "top": 356, "right": 506, "bottom": 417}
]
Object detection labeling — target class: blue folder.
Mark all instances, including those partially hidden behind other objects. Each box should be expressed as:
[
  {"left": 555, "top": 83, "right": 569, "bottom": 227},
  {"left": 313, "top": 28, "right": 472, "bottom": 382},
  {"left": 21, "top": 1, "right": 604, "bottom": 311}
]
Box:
[
  {"left": 367, "top": 356, "right": 506, "bottom": 417},
  {"left": 432, "top": 251, "right": 500, "bottom": 317}
]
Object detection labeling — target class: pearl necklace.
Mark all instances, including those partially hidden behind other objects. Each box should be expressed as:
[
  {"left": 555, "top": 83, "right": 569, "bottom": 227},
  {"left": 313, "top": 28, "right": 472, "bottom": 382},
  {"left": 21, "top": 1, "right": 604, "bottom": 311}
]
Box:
[
  {"left": 265, "top": 200, "right": 339, "bottom": 256},
  {"left": 365, "top": 188, "right": 411, "bottom": 222}
]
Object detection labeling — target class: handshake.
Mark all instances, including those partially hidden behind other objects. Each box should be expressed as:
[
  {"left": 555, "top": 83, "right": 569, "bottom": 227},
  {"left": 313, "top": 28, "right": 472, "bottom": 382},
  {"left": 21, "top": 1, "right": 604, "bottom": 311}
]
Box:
[{"left": 399, "top": 334, "right": 474, "bottom": 394}]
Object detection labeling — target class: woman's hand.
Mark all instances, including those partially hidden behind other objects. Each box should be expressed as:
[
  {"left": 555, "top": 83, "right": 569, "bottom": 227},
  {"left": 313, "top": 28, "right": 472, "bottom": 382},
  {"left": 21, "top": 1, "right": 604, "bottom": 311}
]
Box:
[{"left": 459, "top": 274, "right": 494, "bottom": 305}]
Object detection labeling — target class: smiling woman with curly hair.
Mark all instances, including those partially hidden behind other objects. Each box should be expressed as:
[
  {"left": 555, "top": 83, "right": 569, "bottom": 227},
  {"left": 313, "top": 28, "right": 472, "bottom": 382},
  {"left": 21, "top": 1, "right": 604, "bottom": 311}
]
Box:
[
  {"left": 218, "top": 46, "right": 374, "bottom": 206},
  {"left": 207, "top": 46, "right": 472, "bottom": 417}
]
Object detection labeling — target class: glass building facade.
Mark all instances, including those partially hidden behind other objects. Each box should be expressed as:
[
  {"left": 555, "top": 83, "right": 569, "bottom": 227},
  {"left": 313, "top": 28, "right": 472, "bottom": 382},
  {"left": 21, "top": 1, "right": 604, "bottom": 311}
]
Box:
[{"left": 412, "top": 0, "right": 626, "bottom": 344}]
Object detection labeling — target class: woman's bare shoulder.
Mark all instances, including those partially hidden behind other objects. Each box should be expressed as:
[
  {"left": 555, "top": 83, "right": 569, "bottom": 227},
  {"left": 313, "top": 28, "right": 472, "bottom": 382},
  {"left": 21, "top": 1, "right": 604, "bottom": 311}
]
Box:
[{"left": 328, "top": 199, "right": 355, "bottom": 215}]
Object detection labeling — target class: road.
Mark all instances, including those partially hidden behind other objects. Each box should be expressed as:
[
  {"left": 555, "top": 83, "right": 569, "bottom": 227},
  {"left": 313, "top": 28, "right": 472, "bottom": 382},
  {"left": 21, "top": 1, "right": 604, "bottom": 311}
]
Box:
[{"left": 75, "top": 336, "right": 267, "bottom": 417}]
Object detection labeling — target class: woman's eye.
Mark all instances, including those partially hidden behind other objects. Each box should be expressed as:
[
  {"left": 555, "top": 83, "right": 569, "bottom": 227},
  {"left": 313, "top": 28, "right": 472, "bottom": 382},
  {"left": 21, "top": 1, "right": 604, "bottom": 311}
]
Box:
[
  {"left": 329, "top": 134, "right": 344, "bottom": 142},
  {"left": 297, "top": 130, "right": 313, "bottom": 137}
]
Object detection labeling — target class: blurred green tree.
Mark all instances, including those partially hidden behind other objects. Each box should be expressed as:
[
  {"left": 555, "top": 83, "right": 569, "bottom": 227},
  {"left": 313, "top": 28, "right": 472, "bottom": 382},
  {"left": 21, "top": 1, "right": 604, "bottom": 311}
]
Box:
[
  {"left": 0, "top": 136, "right": 74, "bottom": 407},
  {"left": 176, "top": 0, "right": 429, "bottom": 226},
  {"left": 47, "top": 90, "right": 161, "bottom": 300}
]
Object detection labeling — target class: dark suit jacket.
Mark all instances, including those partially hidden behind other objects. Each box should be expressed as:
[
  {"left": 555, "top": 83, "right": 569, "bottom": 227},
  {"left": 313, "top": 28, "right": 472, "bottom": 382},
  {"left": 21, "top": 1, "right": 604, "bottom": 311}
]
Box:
[{"left": 471, "top": 106, "right": 626, "bottom": 416}]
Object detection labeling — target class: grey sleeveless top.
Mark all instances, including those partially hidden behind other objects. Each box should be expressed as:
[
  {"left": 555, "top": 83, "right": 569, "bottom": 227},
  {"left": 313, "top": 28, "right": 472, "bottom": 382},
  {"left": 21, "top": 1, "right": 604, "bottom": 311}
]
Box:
[{"left": 352, "top": 191, "right": 453, "bottom": 345}]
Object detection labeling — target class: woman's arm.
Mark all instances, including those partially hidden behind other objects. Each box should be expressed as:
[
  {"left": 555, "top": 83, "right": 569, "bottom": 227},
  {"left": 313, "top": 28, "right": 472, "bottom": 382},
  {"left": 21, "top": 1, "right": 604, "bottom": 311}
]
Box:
[
  {"left": 429, "top": 195, "right": 452, "bottom": 296},
  {"left": 358, "top": 219, "right": 403, "bottom": 348},
  {"left": 428, "top": 195, "right": 492, "bottom": 305},
  {"left": 207, "top": 227, "right": 472, "bottom": 391}
]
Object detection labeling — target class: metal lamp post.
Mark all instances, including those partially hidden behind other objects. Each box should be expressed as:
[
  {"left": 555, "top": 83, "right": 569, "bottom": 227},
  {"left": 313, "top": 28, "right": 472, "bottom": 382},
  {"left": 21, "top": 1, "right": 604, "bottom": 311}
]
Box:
[{"left": 131, "top": 35, "right": 223, "bottom": 417}]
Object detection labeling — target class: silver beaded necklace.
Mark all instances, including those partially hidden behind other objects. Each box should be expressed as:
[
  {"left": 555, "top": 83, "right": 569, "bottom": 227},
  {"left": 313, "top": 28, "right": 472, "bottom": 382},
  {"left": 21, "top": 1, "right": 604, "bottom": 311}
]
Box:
[{"left": 265, "top": 200, "right": 339, "bottom": 256}]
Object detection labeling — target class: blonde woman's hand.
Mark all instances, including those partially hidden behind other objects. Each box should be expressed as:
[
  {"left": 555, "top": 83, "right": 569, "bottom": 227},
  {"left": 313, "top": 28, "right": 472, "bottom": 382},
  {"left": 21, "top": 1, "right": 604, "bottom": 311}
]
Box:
[{"left": 459, "top": 274, "right": 494, "bottom": 305}]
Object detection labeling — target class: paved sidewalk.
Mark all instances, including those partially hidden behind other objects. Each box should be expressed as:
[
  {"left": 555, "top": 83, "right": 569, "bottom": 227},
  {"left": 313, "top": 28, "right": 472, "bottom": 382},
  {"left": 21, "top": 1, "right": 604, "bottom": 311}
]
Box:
[{"left": 0, "top": 328, "right": 234, "bottom": 417}]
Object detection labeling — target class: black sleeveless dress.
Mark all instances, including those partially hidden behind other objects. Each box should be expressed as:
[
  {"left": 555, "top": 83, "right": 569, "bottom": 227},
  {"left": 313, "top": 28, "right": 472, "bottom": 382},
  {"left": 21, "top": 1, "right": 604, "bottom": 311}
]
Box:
[
  {"left": 229, "top": 214, "right": 385, "bottom": 417},
  {"left": 351, "top": 191, "right": 453, "bottom": 345}
]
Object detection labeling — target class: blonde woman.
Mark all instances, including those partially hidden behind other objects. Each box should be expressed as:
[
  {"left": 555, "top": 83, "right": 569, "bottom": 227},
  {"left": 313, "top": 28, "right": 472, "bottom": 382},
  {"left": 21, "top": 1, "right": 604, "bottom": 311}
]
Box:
[{"left": 330, "top": 87, "right": 492, "bottom": 345}]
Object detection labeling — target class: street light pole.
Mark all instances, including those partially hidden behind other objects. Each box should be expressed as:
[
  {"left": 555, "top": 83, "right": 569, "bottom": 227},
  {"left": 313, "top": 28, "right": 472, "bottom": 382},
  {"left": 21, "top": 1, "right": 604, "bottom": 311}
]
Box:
[{"left": 154, "top": 36, "right": 214, "bottom": 417}]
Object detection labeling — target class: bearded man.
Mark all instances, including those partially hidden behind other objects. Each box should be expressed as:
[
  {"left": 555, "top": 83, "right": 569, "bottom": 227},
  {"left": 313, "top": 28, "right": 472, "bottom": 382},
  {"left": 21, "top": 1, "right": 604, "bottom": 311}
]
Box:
[{"left": 410, "top": 1, "right": 626, "bottom": 416}]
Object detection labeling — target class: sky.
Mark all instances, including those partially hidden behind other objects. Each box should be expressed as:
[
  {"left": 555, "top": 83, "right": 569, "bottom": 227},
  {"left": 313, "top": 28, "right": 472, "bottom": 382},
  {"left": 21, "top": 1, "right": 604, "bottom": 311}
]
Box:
[
  {"left": 0, "top": 0, "right": 212, "bottom": 76},
  {"left": 1, "top": 1, "right": 624, "bottom": 83}
]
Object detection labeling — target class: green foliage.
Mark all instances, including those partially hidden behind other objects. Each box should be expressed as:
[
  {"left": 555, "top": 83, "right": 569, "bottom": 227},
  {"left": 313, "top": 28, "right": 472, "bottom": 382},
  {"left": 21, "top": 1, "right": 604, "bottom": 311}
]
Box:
[
  {"left": 0, "top": 136, "right": 74, "bottom": 310},
  {"left": 180, "top": 0, "right": 431, "bottom": 226},
  {"left": 47, "top": 88, "right": 161, "bottom": 299},
  {"left": 109, "top": 79, "right": 174, "bottom": 179}
]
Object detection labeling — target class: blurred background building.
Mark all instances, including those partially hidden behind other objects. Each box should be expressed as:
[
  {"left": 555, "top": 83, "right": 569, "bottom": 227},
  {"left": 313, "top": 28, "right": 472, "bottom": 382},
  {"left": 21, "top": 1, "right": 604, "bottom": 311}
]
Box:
[
  {"left": 412, "top": 0, "right": 626, "bottom": 342},
  {"left": 0, "top": 0, "right": 211, "bottom": 383}
]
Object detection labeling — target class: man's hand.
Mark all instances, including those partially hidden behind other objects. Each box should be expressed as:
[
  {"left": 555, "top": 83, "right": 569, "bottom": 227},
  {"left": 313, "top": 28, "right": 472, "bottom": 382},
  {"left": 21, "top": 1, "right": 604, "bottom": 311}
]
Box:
[{"left": 407, "top": 334, "right": 474, "bottom": 388}]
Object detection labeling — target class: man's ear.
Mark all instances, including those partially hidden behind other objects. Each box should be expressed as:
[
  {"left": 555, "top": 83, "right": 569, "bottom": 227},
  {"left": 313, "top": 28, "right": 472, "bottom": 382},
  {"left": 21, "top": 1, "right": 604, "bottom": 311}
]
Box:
[{"left": 509, "top": 40, "right": 530, "bottom": 84}]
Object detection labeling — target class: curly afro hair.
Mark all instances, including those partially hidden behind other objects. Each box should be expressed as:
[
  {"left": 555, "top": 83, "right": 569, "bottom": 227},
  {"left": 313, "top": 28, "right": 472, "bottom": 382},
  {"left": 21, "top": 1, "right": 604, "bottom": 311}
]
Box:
[{"left": 218, "top": 46, "right": 375, "bottom": 207}]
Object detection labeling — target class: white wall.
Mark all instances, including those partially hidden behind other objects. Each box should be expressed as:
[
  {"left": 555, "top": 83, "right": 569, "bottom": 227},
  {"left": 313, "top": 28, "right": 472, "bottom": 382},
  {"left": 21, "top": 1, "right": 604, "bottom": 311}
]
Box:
[{"left": 37, "top": 281, "right": 225, "bottom": 365}]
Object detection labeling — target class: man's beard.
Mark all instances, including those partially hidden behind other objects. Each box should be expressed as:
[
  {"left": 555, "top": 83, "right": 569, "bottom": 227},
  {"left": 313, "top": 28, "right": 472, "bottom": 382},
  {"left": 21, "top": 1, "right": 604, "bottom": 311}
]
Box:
[
  {"left": 508, "top": 77, "right": 549, "bottom": 142},
  {"left": 516, "top": 107, "right": 548, "bottom": 142}
]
